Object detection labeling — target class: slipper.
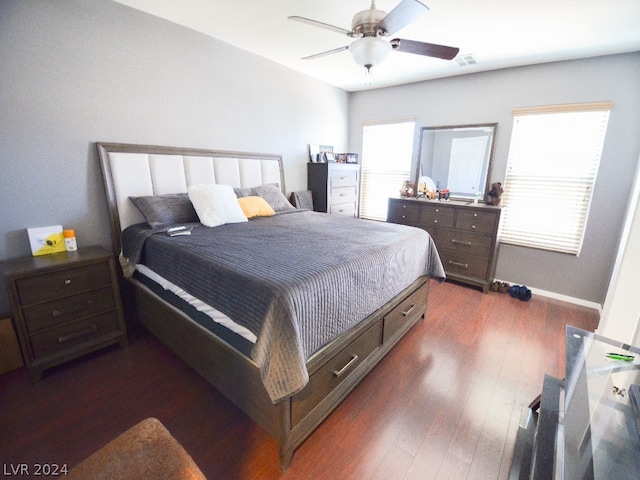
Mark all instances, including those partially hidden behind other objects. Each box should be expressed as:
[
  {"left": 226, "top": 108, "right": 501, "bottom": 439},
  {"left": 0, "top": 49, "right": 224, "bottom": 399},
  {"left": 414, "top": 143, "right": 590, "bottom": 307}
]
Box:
[
  {"left": 519, "top": 286, "right": 532, "bottom": 301},
  {"left": 498, "top": 282, "right": 510, "bottom": 293},
  {"left": 508, "top": 285, "right": 532, "bottom": 301},
  {"left": 490, "top": 281, "right": 500, "bottom": 292}
]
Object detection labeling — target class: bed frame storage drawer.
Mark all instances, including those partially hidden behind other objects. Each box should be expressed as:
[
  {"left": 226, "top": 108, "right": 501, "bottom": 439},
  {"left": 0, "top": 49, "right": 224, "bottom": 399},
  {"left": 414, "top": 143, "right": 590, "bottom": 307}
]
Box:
[
  {"left": 383, "top": 280, "right": 429, "bottom": 344},
  {"left": 291, "top": 320, "right": 382, "bottom": 426}
]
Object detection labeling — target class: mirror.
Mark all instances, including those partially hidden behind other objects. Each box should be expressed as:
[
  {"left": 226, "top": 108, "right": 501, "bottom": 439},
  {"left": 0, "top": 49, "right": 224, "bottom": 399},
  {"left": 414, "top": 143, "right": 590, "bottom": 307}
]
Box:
[{"left": 416, "top": 123, "right": 497, "bottom": 201}]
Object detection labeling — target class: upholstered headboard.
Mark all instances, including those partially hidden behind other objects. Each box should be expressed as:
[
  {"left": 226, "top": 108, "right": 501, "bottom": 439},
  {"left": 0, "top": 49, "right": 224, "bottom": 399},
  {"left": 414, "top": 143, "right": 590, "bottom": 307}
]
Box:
[{"left": 97, "top": 142, "right": 285, "bottom": 255}]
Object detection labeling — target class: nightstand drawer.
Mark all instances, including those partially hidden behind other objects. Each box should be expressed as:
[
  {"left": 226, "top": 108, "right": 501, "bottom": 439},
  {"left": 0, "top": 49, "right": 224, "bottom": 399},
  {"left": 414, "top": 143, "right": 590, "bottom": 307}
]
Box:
[
  {"left": 455, "top": 210, "right": 498, "bottom": 234},
  {"left": 16, "top": 262, "right": 111, "bottom": 305},
  {"left": 23, "top": 287, "right": 116, "bottom": 332},
  {"left": 329, "top": 169, "right": 358, "bottom": 187},
  {"left": 29, "top": 312, "right": 120, "bottom": 358}
]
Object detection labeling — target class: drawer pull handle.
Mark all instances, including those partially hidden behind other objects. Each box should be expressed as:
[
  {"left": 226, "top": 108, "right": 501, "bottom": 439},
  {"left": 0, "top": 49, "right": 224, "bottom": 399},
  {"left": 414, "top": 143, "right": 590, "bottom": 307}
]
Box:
[
  {"left": 333, "top": 354, "right": 359, "bottom": 378},
  {"left": 64, "top": 279, "right": 71, "bottom": 285},
  {"left": 52, "top": 300, "right": 94, "bottom": 317},
  {"left": 434, "top": 220, "right": 438, "bottom": 223},
  {"left": 401, "top": 304, "right": 417, "bottom": 317},
  {"left": 449, "top": 260, "right": 469, "bottom": 269},
  {"left": 473, "top": 213, "right": 478, "bottom": 217},
  {"left": 58, "top": 325, "right": 98, "bottom": 343},
  {"left": 472, "top": 225, "right": 476, "bottom": 229},
  {"left": 451, "top": 239, "right": 472, "bottom": 246}
]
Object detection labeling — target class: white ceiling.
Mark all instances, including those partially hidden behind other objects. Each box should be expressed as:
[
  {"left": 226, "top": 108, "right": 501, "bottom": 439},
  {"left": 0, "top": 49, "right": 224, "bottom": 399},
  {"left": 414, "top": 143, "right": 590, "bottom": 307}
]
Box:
[{"left": 113, "top": 0, "right": 640, "bottom": 92}]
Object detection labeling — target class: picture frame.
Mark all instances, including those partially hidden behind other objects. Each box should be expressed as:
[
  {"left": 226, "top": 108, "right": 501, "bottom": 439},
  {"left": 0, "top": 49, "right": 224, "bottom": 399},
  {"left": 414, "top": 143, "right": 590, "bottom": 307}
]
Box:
[
  {"left": 346, "top": 153, "right": 358, "bottom": 164},
  {"left": 324, "top": 151, "right": 336, "bottom": 162}
]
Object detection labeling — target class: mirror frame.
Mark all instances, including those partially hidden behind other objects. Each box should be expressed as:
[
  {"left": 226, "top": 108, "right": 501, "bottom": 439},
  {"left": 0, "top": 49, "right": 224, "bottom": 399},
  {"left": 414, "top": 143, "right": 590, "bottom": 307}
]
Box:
[{"left": 415, "top": 123, "right": 498, "bottom": 202}]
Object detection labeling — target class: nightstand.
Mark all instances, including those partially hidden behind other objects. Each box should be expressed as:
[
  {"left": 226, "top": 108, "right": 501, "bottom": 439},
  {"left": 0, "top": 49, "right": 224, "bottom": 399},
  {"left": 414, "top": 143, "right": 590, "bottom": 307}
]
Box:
[{"left": 1, "top": 246, "right": 128, "bottom": 381}]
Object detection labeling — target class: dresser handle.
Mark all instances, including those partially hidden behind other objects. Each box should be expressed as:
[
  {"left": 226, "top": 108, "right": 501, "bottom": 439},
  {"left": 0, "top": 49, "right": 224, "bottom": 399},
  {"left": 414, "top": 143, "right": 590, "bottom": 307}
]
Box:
[
  {"left": 52, "top": 300, "right": 94, "bottom": 317},
  {"left": 472, "top": 225, "right": 476, "bottom": 229},
  {"left": 401, "top": 304, "right": 417, "bottom": 317},
  {"left": 451, "top": 239, "right": 472, "bottom": 246},
  {"left": 434, "top": 219, "right": 438, "bottom": 223},
  {"left": 473, "top": 213, "right": 478, "bottom": 217},
  {"left": 333, "top": 354, "right": 359, "bottom": 377},
  {"left": 64, "top": 279, "right": 71, "bottom": 285},
  {"left": 58, "top": 325, "right": 98, "bottom": 343},
  {"left": 449, "top": 260, "right": 469, "bottom": 269}
]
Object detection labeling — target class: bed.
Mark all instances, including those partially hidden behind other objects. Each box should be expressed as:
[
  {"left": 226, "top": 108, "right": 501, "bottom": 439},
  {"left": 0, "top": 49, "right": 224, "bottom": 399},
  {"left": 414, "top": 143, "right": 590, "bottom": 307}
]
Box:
[{"left": 97, "top": 142, "right": 445, "bottom": 470}]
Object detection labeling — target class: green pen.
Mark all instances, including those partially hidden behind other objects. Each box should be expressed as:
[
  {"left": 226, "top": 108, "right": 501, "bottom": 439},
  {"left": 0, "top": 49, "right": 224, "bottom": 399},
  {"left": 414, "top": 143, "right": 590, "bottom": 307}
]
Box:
[{"left": 606, "top": 352, "right": 635, "bottom": 362}]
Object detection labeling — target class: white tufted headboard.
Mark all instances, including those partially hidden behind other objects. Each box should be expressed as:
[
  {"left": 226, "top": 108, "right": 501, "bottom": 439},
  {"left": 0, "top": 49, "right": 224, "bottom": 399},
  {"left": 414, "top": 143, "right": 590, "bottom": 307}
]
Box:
[{"left": 97, "top": 142, "right": 285, "bottom": 255}]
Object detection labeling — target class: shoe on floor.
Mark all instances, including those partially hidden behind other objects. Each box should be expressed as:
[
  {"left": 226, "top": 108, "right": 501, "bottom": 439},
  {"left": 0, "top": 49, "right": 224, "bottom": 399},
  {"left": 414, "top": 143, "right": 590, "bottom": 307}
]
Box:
[{"left": 498, "top": 282, "right": 510, "bottom": 293}]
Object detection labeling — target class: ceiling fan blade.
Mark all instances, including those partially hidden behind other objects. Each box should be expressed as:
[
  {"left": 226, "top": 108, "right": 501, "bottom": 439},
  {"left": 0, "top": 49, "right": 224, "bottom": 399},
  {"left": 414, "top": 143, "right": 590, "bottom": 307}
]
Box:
[
  {"left": 288, "top": 16, "right": 353, "bottom": 37},
  {"left": 301, "top": 46, "right": 349, "bottom": 60},
  {"left": 375, "top": 0, "right": 429, "bottom": 36},
  {"left": 390, "top": 38, "right": 459, "bottom": 60}
]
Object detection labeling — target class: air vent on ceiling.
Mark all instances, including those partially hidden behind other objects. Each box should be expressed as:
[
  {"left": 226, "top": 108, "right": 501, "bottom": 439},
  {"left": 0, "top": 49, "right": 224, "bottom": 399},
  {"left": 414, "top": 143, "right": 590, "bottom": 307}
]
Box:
[{"left": 455, "top": 53, "right": 477, "bottom": 67}]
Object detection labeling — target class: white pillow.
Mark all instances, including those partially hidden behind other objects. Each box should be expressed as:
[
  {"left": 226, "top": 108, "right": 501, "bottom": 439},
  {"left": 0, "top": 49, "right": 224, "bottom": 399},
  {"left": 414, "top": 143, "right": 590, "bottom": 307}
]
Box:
[{"left": 187, "top": 183, "right": 248, "bottom": 227}]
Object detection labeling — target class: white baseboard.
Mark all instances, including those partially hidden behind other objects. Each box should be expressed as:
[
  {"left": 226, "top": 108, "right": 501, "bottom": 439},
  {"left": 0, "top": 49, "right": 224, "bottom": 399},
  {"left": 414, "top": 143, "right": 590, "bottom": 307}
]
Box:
[{"left": 495, "top": 279, "right": 603, "bottom": 315}]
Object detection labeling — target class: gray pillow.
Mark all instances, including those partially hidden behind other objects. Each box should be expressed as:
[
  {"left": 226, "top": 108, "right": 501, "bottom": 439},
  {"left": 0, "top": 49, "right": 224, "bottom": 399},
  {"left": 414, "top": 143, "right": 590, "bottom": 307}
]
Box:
[
  {"left": 130, "top": 193, "right": 198, "bottom": 228},
  {"left": 233, "top": 187, "right": 252, "bottom": 198},
  {"left": 250, "top": 183, "right": 295, "bottom": 212}
]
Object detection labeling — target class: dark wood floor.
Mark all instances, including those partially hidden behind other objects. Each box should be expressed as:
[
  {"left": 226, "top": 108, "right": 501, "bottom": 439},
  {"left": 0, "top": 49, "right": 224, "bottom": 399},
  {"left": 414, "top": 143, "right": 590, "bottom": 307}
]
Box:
[{"left": 0, "top": 280, "right": 599, "bottom": 479}]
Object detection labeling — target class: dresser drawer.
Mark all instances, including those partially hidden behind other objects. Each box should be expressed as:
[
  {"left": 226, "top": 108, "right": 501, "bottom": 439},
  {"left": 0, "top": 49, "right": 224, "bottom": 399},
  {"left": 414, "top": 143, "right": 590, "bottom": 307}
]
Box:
[
  {"left": 23, "top": 287, "right": 116, "bottom": 333},
  {"left": 329, "top": 169, "right": 358, "bottom": 188},
  {"left": 29, "top": 311, "right": 120, "bottom": 359},
  {"left": 329, "top": 201, "right": 357, "bottom": 216},
  {"left": 16, "top": 262, "right": 112, "bottom": 306},
  {"left": 388, "top": 200, "right": 421, "bottom": 225},
  {"left": 439, "top": 251, "right": 490, "bottom": 280},
  {"left": 421, "top": 205, "right": 455, "bottom": 228},
  {"left": 455, "top": 209, "right": 498, "bottom": 235},
  {"left": 291, "top": 321, "right": 381, "bottom": 426},
  {"left": 432, "top": 228, "right": 493, "bottom": 258},
  {"left": 383, "top": 282, "right": 428, "bottom": 344},
  {"left": 330, "top": 186, "right": 357, "bottom": 205}
]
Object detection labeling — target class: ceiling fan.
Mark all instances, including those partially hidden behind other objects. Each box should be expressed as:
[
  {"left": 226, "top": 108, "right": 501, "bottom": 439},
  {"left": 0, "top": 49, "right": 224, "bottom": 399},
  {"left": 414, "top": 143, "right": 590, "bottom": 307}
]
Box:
[{"left": 289, "top": 0, "right": 459, "bottom": 73}]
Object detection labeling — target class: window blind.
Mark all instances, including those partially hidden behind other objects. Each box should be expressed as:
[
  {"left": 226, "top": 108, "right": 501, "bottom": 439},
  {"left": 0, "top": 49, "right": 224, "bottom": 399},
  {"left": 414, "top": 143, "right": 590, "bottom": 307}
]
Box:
[
  {"left": 500, "top": 102, "right": 612, "bottom": 255},
  {"left": 360, "top": 120, "right": 415, "bottom": 221},
  {"left": 501, "top": 102, "right": 611, "bottom": 255}
]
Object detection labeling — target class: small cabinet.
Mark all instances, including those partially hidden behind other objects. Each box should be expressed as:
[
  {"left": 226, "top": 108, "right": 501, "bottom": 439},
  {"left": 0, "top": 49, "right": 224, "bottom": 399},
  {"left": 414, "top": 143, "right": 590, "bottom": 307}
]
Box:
[
  {"left": 308, "top": 163, "right": 360, "bottom": 217},
  {"left": 388, "top": 198, "right": 501, "bottom": 293},
  {"left": 1, "top": 246, "right": 128, "bottom": 381}
]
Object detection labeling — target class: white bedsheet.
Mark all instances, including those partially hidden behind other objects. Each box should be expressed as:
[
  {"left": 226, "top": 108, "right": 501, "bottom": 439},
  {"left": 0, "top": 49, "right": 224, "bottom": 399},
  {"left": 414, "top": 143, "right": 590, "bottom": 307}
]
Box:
[{"left": 135, "top": 264, "right": 257, "bottom": 343}]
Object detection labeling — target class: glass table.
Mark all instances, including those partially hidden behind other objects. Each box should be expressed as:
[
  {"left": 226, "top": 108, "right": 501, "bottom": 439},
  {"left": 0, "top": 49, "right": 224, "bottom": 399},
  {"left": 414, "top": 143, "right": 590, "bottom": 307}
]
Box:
[{"left": 510, "top": 325, "right": 640, "bottom": 480}]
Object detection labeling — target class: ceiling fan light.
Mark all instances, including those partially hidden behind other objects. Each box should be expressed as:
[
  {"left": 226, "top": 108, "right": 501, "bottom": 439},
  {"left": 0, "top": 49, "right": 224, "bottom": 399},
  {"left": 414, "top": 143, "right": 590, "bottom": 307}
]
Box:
[{"left": 349, "top": 36, "right": 391, "bottom": 70}]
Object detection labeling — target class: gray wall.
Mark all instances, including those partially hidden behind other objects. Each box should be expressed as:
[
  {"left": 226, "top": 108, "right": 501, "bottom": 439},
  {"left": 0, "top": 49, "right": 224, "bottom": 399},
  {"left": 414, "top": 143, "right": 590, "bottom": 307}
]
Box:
[
  {"left": 349, "top": 53, "right": 640, "bottom": 304},
  {"left": 0, "top": 0, "right": 349, "bottom": 314}
]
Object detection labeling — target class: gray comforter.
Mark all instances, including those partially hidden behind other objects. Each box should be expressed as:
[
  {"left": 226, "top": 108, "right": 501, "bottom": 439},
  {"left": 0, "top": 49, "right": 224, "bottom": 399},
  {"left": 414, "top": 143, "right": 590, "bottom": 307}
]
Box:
[{"left": 122, "top": 210, "right": 444, "bottom": 403}]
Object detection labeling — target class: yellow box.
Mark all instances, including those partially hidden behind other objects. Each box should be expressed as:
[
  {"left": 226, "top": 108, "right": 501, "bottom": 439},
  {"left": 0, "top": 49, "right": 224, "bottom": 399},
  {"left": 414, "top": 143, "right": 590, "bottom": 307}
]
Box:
[{"left": 0, "top": 317, "right": 24, "bottom": 374}]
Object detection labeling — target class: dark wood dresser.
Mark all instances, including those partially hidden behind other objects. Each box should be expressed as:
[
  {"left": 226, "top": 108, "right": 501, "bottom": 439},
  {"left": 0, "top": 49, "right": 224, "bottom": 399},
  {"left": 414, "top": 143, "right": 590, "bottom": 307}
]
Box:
[
  {"left": 307, "top": 163, "right": 360, "bottom": 217},
  {"left": 1, "top": 246, "right": 127, "bottom": 381},
  {"left": 388, "top": 197, "right": 501, "bottom": 292}
]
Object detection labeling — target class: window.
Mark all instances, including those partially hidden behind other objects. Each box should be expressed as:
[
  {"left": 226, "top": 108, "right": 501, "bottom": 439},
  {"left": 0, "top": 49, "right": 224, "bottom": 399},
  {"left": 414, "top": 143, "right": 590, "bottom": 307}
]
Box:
[
  {"left": 500, "top": 102, "right": 612, "bottom": 255},
  {"left": 360, "top": 119, "right": 415, "bottom": 221}
]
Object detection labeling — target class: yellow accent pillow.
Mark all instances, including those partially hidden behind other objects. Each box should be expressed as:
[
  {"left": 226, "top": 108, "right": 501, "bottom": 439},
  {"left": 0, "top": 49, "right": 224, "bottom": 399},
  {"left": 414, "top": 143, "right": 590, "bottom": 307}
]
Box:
[{"left": 237, "top": 196, "right": 276, "bottom": 219}]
